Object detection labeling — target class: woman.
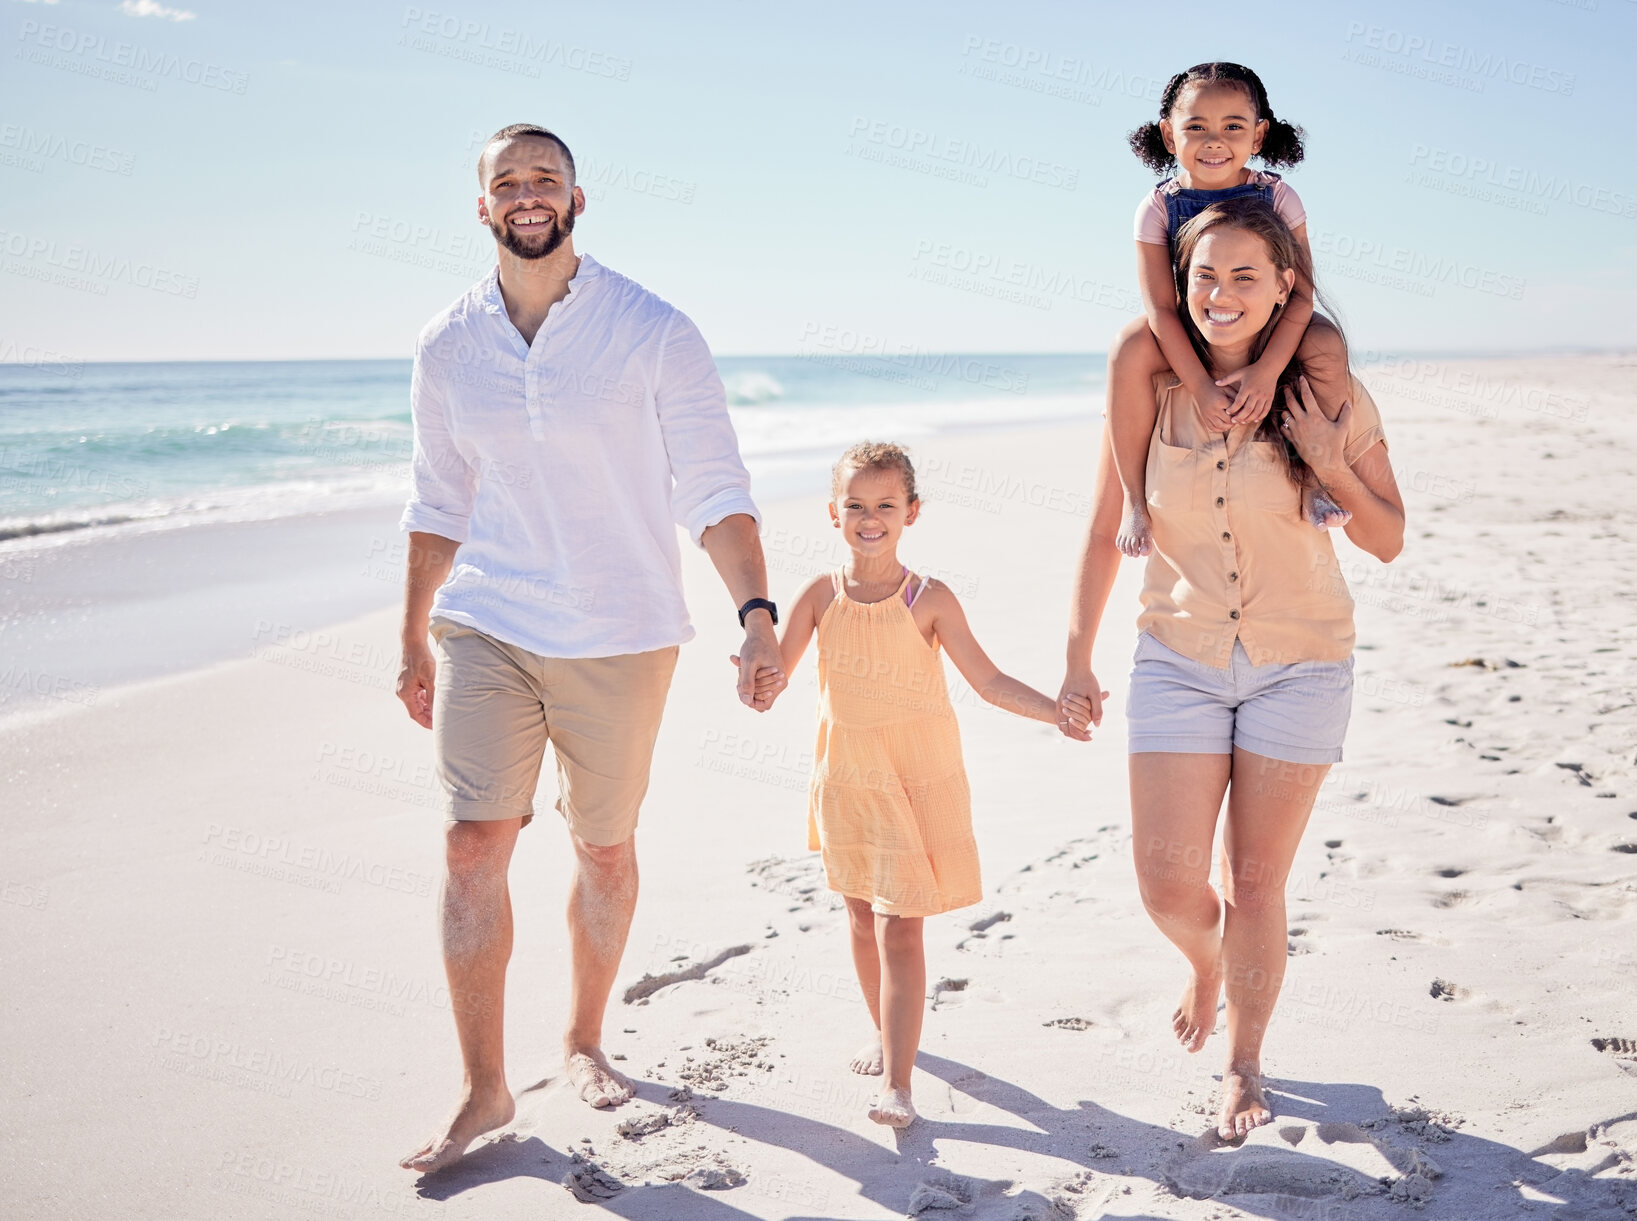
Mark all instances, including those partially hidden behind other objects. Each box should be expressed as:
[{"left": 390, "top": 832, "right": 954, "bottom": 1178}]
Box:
[{"left": 1058, "top": 197, "right": 1404, "bottom": 1141}]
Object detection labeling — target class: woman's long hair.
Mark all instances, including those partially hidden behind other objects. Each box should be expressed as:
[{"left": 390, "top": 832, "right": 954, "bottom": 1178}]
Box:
[{"left": 1170, "top": 197, "right": 1346, "bottom": 479}]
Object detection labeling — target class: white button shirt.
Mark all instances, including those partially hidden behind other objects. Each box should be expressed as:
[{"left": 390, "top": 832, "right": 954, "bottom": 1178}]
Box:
[{"left": 399, "top": 255, "right": 760, "bottom": 658}]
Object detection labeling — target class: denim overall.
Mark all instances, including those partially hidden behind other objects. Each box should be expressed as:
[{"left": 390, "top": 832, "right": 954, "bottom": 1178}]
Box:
[{"left": 1162, "top": 172, "right": 1278, "bottom": 261}]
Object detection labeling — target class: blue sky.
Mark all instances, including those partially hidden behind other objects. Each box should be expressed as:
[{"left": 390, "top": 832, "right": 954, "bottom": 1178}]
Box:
[{"left": 1, "top": 0, "right": 1631, "bottom": 360}]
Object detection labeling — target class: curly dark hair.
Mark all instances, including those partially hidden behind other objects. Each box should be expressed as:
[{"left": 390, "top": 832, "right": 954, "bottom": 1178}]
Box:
[{"left": 1128, "top": 63, "right": 1305, "bottom": 176}]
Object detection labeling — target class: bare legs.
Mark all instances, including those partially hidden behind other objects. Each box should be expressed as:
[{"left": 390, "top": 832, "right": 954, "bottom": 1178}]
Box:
[
  {"left": 401, "top": 818, "right": 522, "bottom": 1172},
  {"left": 563, "top": 831, "right": 640, "bottom": 1107},
  {"left": 1129, "top": 748, "right": 1328, "bottom": 1140},
  {"left": 401, "top": 822, "right": 641, "bottom": 1174},
  {"left": 844, "top": 896, "right": 924, "bottom": 1127}
]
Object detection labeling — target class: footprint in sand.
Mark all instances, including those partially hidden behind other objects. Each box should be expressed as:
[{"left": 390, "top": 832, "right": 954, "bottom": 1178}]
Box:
[
  {"left": 955, "top": 909, "right": 1013, "bottom": 954},
  {"left": 1433, "top": 867, "right": 1466, "bottom": 878},
  {"left": 1429, "top": 978, "right": 1470, "bottom": 1002},
  {"left": 1592, "top": 1036, "right": 1637, "bottom": 1074},
  {"left": 1431, "top": 890, "right": 1471, "bottom": 909},
  {"left": 1287, "top": 926, "right": 1313, "bottom": 957},
  {"left": 930, "top": 977, "right": 969, "bottom": 1011},
  {"left": 1041, "top": 1016, "right": 1093, "bottom": 1031}
]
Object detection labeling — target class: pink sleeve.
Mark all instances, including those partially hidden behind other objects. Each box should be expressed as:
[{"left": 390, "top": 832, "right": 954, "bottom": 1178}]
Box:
[
  {"left": 1133, "top": 189, "right": 1169, "bottom": 245},
  {"left": 1271, "top": 181, "right": 1307, "bottom": 232}
]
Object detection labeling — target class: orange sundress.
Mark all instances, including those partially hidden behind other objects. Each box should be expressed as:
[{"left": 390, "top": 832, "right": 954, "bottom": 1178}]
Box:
[{"left": 807, "top": 569, "right": 981, "bottom": 917}]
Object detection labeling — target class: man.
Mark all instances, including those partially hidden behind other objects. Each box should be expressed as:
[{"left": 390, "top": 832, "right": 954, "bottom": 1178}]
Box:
[{"left": 395, "top": 123, "right": 786, "bottom": 1174}]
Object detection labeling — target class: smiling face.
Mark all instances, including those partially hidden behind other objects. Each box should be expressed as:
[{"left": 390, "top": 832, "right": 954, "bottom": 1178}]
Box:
[
  {"left": 1161, "top": 82, "right": 1268, "bottom": 189},
  {"left": 1183, "top": 226, "right": 1295, "bottom": 360},
  {"left": 829, "top": 464, "right": 919, "bottom": 558},
  {"left": 477, "top": 135, "right": 584, "bottom": 260}
]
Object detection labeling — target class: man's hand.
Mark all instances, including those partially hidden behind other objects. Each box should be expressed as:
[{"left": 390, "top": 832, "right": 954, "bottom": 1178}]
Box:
[
  {"left": 731, "top": 622, "right": 786, "bottom": 711},
  {"left": 1056, "top": 666, "right": 1108, "bottom": 742},
  {"left": 397, "top": 637, "right": 437, "bottom": 728},
  {"left": 1216, "top": 360, "right": 1282, "bottom": 427}
]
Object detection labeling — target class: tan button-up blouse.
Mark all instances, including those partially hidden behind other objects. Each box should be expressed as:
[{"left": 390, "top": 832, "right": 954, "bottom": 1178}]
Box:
[{"left": 1138, "top": 374, "right": 1388, "bottom": 669}]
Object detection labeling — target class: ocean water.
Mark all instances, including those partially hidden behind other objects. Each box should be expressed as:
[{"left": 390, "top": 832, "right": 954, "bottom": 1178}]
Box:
[{"left": 0, "top": 353, "right": 1104, "bottom": 547}]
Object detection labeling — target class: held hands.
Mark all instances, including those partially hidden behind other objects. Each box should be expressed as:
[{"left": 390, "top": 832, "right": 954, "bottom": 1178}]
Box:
[
  {"left": 1216, "top": 361, "right": 1283, "bottom": 427},
  {"left": 396, "top": 638, "right": 437, "bottom": 728},
  {"left": 1055, "top": 668, "right": 1110, "bottom": 743},
  {"left": 1280, "top": 375, "right": 1353, "bottom": 478},
  {"left": 729, "top": 628, "right": 787, "bottom": 713}
]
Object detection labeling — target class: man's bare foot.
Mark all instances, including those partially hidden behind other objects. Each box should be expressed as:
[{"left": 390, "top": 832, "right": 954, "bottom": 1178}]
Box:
[
  {"left": 1304, "top": 488, "right": 1352, "bottom": 531},
  {"left": 1117, "top": 502, "right": 1154, "bottom": 558},
  {"left": 1171, "top": 964, "right": 1221, "bottom": 1053},
  {"left": 400, "top": 1082, "right": 516, "bottom": 1173},
  {"left": 849, "top": 1036, "right": 884, "bottom": 1076},
  {"left": 868, "top": 1085, "right": 917, "bottom": 1128},
  {"left": 565, "top": 1047, "right": 633, "bottom": 1109},
  {"left": 1217, "top": 1063, "right": 1273, "bottom": 1141}
]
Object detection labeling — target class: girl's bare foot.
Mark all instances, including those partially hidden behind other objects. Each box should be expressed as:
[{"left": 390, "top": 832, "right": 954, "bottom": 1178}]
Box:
[
  {"left": 1171, "top": 964, "right": 1222, "bottom": 1053},
  {"left": 868, "top": 1085, "right": 917, "bottom": 1128},
  {"left": 1304, "top": 487, "right": 1352, "bottom": 531},
  {"left": 565, "top": 1047, "right": 633, "bottom": 1108},
  {"left": 400, "top": 1082, "right": 516, "bottom": 1173},
  {"left": 1217, "top": 1063, "right": 1273, "bottom": 1141},
  {"left": 849, "top": 1035, "right": 884, "bottom": 1076},
  {"left": 1117, "top": 502, "right": 1154, "bottom": 558}
]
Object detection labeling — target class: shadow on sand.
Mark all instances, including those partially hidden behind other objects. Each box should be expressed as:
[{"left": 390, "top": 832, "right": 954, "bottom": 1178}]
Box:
[{"left": 411, "top": 1055, "right": 1636, "bottom": 1219}]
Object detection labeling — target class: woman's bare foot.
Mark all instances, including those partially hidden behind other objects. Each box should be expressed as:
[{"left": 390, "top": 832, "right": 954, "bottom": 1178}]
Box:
[
  {"left": 1117, "top": 502, "right": 1154, "bottom": 558},
  {"left": 1171, "top": 963, "right": 1222, "bottom": 1053},
  {"left": 868, "top": 1085, "right": 917, "bottom": 1128},
  {"left": 565, "top": 1047, "right": 633, "bottom": 1108},
  {"left": 849, "top": 1036, "right": 884, "bottom": 1076},
  {"left": 400, "top": 1081, "right": 515, "bottom": 1173},
  {"left": 1217, "top": 1063, "right": 1273, "bottom": 1141}
]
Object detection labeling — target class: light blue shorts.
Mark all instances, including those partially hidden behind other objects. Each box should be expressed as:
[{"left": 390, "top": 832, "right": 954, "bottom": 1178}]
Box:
[{"left": 1126, "top": 632, "right": 1352, "bottom": 765}]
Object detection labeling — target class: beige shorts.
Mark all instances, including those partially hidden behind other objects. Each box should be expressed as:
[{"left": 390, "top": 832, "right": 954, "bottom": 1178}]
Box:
[{"left": 429, "top": 618, "right": 679, "bottom": 845}]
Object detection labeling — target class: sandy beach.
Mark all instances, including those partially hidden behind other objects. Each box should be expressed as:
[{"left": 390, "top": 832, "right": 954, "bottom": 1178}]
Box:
[{"left": 3, "top": 353, "right": 1635, "bottom": 1220}]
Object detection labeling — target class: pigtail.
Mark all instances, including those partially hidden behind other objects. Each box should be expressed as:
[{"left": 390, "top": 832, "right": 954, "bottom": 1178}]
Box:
[
  {"left": 1257, "top": 117, "right": 1306, "bottom": 168},
  {"left": 1128, "top": 70, "right": 1191, "bottom": 175},
  {"left": 1127, "top": 121, "right": 1175, "bottom": 174}
]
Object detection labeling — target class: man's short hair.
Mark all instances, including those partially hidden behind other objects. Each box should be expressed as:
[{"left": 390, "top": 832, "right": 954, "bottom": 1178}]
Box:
[{"left": 477, "top": 124, "right": 576, "bottom": 186}]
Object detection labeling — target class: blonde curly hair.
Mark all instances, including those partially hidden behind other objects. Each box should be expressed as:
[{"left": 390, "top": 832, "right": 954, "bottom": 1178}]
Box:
[{"left": 830, "top": 441, "right": 918, "bottom": 502}]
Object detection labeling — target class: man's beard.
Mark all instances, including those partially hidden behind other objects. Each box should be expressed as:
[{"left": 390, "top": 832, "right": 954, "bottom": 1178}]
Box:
[{"left": 490, "top": 205, "right": 574, "bottom": 259}]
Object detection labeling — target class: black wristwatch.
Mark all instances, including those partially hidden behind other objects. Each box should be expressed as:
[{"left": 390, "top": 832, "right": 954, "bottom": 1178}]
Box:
[{"left": 737, "top": 597, "right": 779, "bottom": 627}]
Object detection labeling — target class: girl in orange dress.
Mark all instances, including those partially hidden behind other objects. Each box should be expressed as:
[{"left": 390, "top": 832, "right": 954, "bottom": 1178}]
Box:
[{"left": 760, "top": 442, "right": 1090, "bottom": 1127}]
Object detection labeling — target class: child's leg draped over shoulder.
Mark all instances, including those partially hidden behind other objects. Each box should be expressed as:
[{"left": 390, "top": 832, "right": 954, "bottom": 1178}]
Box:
[{"left": 1108, "top": 315, "right": 1172, "bottom": 558}]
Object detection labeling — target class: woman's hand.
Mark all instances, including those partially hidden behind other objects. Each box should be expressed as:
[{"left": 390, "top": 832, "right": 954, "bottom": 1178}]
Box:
[
  {"left": 1280, "top": 375, "right": 1352, "bottom": 480},
  {"left": 1056, "top": 668, "right": 1109, "bottom": 742}
]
